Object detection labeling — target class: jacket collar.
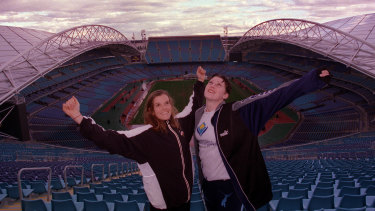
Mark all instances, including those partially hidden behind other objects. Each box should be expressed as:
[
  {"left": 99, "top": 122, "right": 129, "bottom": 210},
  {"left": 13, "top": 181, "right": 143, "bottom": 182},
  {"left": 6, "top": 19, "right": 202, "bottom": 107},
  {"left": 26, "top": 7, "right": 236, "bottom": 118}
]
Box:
[{"left": 203, "top": 101, "right": 226, "bottom": 113}]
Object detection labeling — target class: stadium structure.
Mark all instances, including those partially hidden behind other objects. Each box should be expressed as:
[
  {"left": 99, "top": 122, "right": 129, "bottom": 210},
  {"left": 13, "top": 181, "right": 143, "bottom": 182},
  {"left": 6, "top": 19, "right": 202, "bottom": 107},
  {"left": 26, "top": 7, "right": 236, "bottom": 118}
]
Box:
[{"left": 0, "top": 13, "right": 374, "bottom": 210}]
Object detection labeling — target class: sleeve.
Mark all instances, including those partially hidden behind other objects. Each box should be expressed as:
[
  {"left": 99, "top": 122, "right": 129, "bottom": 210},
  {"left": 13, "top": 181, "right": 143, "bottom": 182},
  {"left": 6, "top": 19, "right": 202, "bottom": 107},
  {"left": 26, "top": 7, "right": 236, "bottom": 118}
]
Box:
[
  {"left": 175, "top": 81, "right": 205, "bottom": 141},
  {"left": 233, "top": 68, "right": 328, "bottom": 135},
  {"left": 79, "top": 116, "right": 148, "bottom": 163}
]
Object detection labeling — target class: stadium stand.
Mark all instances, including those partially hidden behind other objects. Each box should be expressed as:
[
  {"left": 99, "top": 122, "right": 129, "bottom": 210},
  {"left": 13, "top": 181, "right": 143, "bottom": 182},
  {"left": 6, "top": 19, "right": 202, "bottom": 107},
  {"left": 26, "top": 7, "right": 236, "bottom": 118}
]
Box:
[
  {"left": 0, "top": 13, "right": 375, "bottom": 210},
  {"left": 145, "top": 35, "right": 225, "bottom": 64}
]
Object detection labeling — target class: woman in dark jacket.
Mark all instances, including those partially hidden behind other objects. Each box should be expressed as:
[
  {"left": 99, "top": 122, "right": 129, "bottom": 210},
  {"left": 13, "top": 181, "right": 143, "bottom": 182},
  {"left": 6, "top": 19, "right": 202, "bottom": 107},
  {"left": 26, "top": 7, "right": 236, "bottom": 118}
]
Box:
[
  {"left": 62, "top": 67, "right": 206, "bottom": 211},
  {"left": 194, "top": 68, "right": 331, "bottom": 211}
]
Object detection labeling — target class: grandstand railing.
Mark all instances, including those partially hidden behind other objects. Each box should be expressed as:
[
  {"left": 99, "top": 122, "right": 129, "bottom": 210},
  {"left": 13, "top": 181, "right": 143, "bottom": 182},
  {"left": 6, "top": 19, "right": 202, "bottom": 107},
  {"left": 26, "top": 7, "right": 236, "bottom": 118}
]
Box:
[
  {"left": 64, "top": 165, "right": 84, "bottom": 189},
  {"left": 18, "top": 167, "right": 51, "bottom": 201},
  {"left": 91, "top": 164, "right": 104, "bottom": 182},
  {"left": 108, "top": 163, "right": 119, "bottom": 180}
]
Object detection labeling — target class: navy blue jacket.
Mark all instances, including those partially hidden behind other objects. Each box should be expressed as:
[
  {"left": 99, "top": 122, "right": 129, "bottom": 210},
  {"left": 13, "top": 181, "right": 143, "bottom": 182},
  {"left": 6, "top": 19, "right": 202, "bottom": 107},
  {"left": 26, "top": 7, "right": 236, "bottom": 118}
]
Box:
[{"left": 194, "top": 69, "right": 327, "bottom": 210}]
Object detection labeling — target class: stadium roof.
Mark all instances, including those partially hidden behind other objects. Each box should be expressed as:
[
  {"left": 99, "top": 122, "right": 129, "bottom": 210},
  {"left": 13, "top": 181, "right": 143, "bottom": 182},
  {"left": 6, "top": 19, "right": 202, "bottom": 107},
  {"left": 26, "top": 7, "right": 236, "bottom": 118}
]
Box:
[
  {"left": 231, "top": 13, "right": 375, "bottom": 78},
  {"left": 0, "top": 25, "right": 139, "bottom": 105}
]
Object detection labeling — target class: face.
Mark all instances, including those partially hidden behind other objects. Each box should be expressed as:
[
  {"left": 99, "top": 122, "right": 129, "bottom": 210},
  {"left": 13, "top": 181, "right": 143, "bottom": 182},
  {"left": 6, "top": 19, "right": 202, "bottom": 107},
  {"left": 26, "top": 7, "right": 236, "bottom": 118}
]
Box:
[
  {"left": 204, "top": 76, "right": 228, "bottom": 102},
  {"left": 152, "top": 94, "right": 172, "bottom": 121}
]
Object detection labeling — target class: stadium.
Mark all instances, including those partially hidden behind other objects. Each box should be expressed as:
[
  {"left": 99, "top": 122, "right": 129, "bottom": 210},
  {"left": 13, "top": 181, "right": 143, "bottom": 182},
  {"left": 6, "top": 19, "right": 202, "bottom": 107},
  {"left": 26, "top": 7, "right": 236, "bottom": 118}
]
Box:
[{"left": 0, "top": 12, "right": 374, "bottom": 210}]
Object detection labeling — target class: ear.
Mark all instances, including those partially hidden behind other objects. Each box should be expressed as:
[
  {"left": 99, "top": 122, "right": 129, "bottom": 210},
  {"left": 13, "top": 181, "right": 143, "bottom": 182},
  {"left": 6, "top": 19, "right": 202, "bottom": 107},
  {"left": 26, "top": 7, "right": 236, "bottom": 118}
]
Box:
[{"left": 223, "top": 93, "right": 229, "bottom": 100}]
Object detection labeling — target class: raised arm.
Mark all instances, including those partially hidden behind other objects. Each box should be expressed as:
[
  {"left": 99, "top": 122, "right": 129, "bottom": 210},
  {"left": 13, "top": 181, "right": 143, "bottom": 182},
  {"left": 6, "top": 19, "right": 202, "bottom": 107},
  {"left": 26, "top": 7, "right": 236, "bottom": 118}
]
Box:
[
  {"left": 175, "top": 66, "right": 206, "bottom": 140},
  {"left": 233, "top": 68, "right": 331, "bottom": 135},
  {"left": 62, "top": 96, "right": 148, "bottom": 162}
]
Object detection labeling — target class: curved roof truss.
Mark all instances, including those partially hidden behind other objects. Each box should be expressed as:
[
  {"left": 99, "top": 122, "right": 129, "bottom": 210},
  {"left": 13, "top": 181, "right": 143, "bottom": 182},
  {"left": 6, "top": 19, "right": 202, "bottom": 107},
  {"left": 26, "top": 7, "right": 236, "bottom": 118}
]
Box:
[
  {"left": 231, "top": 19, "right": 375, "bottom": 78},
  {"left": 0, "top": 25, "right": 139, "bottom": 105}
]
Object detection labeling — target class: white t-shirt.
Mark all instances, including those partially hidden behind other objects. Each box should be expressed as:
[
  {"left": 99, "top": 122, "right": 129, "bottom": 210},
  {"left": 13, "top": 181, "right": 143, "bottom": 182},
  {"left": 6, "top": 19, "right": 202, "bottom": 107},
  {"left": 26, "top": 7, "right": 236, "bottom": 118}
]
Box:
[{"left": 195, "top": 110, "right": 230, "bottom": 181}]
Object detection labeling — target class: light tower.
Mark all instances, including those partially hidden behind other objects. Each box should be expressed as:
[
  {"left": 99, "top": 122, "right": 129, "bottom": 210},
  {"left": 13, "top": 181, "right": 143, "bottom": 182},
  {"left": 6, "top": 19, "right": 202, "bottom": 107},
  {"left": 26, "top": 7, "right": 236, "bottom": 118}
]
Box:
[
  {"left": 141, "top": 30, "right": 146, "bottom": 40},
  {"left": 223, "top": 26, "right": 229, "bottom": 61}
]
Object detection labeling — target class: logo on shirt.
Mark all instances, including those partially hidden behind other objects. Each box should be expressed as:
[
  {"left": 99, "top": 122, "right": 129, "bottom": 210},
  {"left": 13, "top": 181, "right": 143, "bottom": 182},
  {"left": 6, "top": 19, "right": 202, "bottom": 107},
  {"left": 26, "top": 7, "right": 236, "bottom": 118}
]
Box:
[{"left": 197, "top": 122, "right": 208, "bottom": 136}]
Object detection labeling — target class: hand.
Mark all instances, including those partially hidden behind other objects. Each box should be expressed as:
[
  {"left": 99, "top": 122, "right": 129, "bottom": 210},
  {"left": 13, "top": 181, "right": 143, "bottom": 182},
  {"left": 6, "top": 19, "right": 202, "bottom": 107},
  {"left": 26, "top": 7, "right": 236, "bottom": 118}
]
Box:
[
  {"left": 196, "top": 66, "right": 206, "bottom": 82},
  {"left": 62, "top": 96, "right": 83, "bottom": 124},
  {"left": 319, "top": 70, "right": 330, "bottom": 77}
]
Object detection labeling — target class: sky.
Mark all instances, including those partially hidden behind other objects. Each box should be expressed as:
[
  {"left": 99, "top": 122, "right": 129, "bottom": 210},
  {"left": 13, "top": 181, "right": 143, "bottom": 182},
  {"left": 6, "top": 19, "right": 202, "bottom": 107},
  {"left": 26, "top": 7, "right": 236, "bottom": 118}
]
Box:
[{"left": 1, "top": 0, "right": 375, "bottom": 39}]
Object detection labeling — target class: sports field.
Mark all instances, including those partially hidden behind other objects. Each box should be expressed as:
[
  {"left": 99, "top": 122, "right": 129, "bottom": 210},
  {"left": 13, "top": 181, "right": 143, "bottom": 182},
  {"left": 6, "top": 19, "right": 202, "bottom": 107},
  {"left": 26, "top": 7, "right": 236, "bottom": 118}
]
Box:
[{"left": 93, "top": 79, "right": 299, "bottom": 146}]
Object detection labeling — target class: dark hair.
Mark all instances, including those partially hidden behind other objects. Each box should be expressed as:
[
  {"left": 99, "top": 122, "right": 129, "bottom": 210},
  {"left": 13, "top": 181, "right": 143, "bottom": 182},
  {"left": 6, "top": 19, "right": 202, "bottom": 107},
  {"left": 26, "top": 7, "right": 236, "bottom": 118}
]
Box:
[
  {"left": 210, "top": 74, "right": 231, "bottom": 94},
  {"left": 143, "top": 90, "right": 180, "bottom": 133}
]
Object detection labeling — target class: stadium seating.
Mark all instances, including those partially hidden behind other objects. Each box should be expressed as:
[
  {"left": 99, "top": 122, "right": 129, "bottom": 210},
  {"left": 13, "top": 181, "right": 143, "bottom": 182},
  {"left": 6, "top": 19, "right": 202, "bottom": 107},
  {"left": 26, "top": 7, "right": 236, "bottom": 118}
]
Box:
[{"left": 1, "top": 36, "right": 374, "bottom": 211}]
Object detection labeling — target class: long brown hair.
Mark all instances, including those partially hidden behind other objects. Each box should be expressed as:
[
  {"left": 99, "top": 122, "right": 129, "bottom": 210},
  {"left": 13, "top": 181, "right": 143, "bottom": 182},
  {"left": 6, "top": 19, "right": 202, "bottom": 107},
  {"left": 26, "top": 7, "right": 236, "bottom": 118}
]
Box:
[{"left": 143, "top": 90, "right": 180, "bottom": 133}]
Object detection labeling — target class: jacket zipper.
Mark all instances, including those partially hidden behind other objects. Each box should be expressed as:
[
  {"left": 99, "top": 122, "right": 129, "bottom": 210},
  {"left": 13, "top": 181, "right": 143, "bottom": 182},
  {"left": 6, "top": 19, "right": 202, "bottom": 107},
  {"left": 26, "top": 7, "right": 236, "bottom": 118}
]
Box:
[
  {"left": 214, "top": 107, "right": 256, "bottom": 211},
  {"left": 166, "top": 121, "right": 191, "bottom": 202}
]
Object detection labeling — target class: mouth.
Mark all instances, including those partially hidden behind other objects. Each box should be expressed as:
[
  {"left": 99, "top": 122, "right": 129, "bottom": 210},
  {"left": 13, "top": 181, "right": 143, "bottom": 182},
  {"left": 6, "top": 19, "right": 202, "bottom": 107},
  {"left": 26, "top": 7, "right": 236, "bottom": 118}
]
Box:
[{"left": 207, "top": 89, "right": 215, "bottom": 94}]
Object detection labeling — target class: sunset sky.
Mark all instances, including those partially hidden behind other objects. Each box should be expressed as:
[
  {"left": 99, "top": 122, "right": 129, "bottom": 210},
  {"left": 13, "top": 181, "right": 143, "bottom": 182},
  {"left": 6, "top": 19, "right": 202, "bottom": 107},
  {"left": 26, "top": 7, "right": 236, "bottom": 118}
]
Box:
[{"left": 1, "top": 0, "right": 374, "bottom": 39}]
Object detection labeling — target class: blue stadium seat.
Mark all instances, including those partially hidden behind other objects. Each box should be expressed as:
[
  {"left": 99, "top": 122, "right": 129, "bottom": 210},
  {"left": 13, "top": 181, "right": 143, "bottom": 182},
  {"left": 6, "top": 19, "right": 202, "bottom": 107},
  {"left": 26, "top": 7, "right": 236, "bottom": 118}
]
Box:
[
  {"left": 144, "top": 201, "right": 151, "bottom": 211},
  {"left": 102, "top": 192, "right": 123, "bottom": 202},
  {"left": 275, "top": 196, "right": 304, "bottom": 211},
  {"left": 114, "top": 200, "right": 140, "bottom": 211},
  {"left": 127, "top": 193, "right": 148, "bottom": 203},
  {"left": 52, "top": 191, "right": 72, "bottom": 200},
  {"left": 337, "top": 181, "right": 355, "bottom": 189},
  {"left": 287, "top": 188, "right": 308, "bottom": 198},
  {"left": 359, "top": 180, "right": 375, "bottom": 188},
  {"left": 22, "top": 199, "right": 48, "bottom": 211},
  {"left": 272, "top": 184, "right": 289, "bottom": 192},
  {"left": 313, "top": 187, "right": 334, "bottom": 197},
  {"left": 94, "top": 186, "right": 111, "bottom": 195},
  {"left": 294, "top": 182, "right": 312, "bottom": 191},
  {"left": 30, "top": 181, "right": 47, "bottom": 194},
  {"left": 366, "top": 185, "right": 375, "bottom": 196},
  {"left": 6, "top": 186, "right": 33, "bottom": 200},
  {"left": 316, "top": 181, "right": 334, "bottom": 188},
  {"left": 51, "top": 199, "right": 78, "bottom": 211},
  {"left": 83, "top": 200, "right": 109, "bottom": 211},
  {"left": 137, "top": 187, "right": 145, "bottom": 194},
  {"left": 115, "top": 187, "right": 133, "bottom": 195},
  {"left": 67, "top": 177, "right": 78, "bottom": 187},
  {"left": 337, "top": 194, "right": 366, "bottom": 209},
  {"left": 73, "top": 186, "right": 90, "bottom": 194},
  {"left": 191, "top": 192, "right": 202, "bottom": 201},
  {"left": 77, "top": 192, "right": 97, "bottom": 202},
  {"left": 51, "top": 179, "right": 65, "bottom": 190},
  {"left": 0, "top": 188, "right": 6, "bottom": 203},
  {"left": 90, "top": 183, "right": 103, "bottom": 190},
  {"left": 338, "top": 186, "right": 360, "bottom": 197},
  {"left": 272, "top": 189, "right": 282, "bottom": 200},
  {"left": 307, "top": 195, "right": 334, "bottom": 211},
  {"left": 190, "top": 200, "right": 205, "bottom": 211}
]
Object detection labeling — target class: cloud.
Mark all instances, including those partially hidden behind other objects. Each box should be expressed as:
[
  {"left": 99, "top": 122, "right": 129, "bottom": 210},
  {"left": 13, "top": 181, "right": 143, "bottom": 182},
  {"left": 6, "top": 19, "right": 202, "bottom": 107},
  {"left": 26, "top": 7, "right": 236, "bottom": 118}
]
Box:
[{"left": 0, "top": 0, "right": 374, "bottom": 38}]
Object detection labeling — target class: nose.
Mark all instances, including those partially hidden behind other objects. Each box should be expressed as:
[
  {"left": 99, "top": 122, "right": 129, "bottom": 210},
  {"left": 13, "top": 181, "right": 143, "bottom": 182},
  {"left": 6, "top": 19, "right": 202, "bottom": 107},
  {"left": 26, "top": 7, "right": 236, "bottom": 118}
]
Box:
[{"left": 162, "top": 104, "right": 169, "bottom": 111}]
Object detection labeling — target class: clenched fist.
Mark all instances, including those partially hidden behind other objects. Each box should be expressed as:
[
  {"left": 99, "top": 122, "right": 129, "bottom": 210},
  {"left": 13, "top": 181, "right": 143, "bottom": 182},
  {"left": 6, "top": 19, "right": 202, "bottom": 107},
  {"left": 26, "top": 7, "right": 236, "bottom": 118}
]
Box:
[
  {"left": 196, "top": 66, "right": 206, "bottom": 82},
  {"left": 62, "top": 96, "right": 83, "bottom": 124}
]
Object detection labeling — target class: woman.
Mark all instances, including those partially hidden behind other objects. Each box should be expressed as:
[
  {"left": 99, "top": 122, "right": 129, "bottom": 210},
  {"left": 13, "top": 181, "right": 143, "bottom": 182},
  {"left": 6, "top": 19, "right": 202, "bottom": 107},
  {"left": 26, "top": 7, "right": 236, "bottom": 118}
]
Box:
[
  {"left": 193, "top": 68, "right": 331, "bottom": 211},
  {"left": 62, "top": 67, "right": 206, "bottom": 210}
]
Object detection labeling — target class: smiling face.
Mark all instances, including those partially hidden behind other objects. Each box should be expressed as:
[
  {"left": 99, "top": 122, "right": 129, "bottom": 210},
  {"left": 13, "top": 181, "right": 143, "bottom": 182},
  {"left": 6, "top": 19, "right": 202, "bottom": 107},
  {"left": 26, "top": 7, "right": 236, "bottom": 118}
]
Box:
[
  {"left": 204, "top": 76, "right": 229, "bottom": 103},
  {"left": 152, "top": 94, "right": 172, "bottom": 121}
]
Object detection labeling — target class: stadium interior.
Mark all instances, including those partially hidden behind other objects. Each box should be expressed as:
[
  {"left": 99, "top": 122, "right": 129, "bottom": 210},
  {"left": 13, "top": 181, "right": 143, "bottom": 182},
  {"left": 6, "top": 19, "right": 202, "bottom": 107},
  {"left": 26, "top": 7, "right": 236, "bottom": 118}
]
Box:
[{"left": 0, "top": 13, "right": 374, "bottom": 210}]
